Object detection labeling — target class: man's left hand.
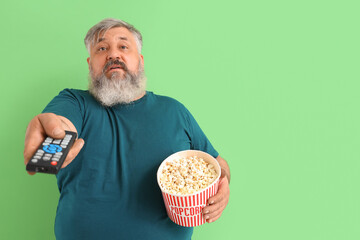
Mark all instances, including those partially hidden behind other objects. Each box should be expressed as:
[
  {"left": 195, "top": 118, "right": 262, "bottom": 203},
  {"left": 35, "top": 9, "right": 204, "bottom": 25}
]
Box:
[{"left": 202, "top": 175, "right": 230, "bottom": 223}]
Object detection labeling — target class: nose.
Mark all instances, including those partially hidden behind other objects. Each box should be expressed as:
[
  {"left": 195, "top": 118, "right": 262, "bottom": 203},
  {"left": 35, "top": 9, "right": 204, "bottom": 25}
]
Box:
[{"left": 106, "top": 48, "right": 122, "bottom": 61}]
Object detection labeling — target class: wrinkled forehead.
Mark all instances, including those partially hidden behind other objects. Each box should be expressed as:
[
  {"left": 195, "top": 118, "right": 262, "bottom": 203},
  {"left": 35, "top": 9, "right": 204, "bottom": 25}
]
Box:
[{"left": 92, "top": 27, "right": 134, "bottom": 46}]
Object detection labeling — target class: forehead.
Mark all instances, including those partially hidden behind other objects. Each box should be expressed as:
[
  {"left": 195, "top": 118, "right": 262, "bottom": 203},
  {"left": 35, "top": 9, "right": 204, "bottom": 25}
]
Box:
[{"left": 94, "top": 27, "right": 136, "bottom": 45}]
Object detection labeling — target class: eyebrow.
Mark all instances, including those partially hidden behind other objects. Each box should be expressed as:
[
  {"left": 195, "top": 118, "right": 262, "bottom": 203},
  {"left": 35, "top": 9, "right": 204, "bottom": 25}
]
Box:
[{"left": 97, "top": 36, "right": 129, "bottom": 43}]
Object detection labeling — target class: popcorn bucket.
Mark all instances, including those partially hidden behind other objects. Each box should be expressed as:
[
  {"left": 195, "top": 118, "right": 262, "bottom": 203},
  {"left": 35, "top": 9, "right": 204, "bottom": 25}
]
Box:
[{"left": 157, "top": 150, "right": 221, "bottom": 227}]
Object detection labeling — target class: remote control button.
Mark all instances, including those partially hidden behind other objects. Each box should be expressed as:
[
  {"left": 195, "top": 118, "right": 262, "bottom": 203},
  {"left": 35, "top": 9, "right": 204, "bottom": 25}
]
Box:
[
  {"left": 51, "top": 161, "right": 58, "bottom": 166},
  {"left": 65, "top": 134, "right": 72, "bottom": 138},
  {"left": 60, "top": 145, "right": 67, "bottom": 148},
  {"left": 43, "top": 157, "right": 51, "bottom": 161},
  {"left": 33, "top": 155, "right": 41, "bottom": 159},
  {"left": 42, "top": 142, "right": 50, "bottom": 146},
  {"left": 31, "top": 159, "right": 38, "bottom": 163},
  {"left": 37, "top": 149, "right": 45, "bottom": 154},
  {"left": 48, "top": 146, "right": 56, "bottom": 151},
  {"left": 55, "top": 152, "right": 63, "bottom": 155},
  {"left": 62, "top": 140, "right": 69, "bottom": 145},
  {"left": 45, "top": 153, "right": 52, "bottom": 157},
  {"left": 53, "top": 140, "right": 61, "bottom": 144},
  {"left": 35, "top": 152, "right": 43, "bottom": 156},
  {"left": 45, "top": 144, "right": 62, "bottom": 152},
  {"left": 52, "top": 158, "right": 60, "bottom": 162},
  {"left": 45, "top": 137, "right": 53, "bottom": 142}
]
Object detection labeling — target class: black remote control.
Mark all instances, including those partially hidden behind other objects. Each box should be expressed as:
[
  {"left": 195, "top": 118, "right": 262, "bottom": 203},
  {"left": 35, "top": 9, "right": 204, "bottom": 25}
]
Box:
[{"left": 26, "top": 131, "right": 77, "bottom": 174}]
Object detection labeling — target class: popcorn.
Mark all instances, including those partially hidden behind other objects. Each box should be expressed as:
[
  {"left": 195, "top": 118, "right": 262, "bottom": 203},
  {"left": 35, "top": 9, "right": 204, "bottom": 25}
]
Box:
[{"left": 159, "top": 156, "right": 219, "bottom": 195}]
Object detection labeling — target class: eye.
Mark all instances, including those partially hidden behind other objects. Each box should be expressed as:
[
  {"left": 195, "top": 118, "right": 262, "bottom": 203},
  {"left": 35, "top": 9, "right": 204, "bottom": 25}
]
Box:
[
  {"left": 120, "top": 45, "right": 128, "bottom": 49},
  {"left": 98, "top": 47, "right": 106, "bottom": 51}
]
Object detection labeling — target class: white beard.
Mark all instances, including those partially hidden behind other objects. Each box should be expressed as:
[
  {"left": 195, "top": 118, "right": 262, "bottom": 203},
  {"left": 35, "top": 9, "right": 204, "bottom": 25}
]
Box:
[{"left": 88, "top": 61, "right": 146, "bottom": 106}]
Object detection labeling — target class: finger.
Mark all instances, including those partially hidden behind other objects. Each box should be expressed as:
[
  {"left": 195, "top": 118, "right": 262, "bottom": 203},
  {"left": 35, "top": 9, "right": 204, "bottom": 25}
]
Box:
[
  {"left": 202, "top": 198, "right": 225, "bottom": 215},
  {"left": 38, "top": 113, "right": 66, "bottom": 139},
  {"left": 204, "top": 205, "right": 223, "bottom": 222},
  {"left": 62, "top": 138, "right": 85, "bottom": 168},
  {"left": 206, "top": 180, "right": 226, "bottom": 206},
  {"left": 207, "top": 177, "right": 229, "bottom": 205},
  {"left": 206, "top": 210, "right": 223, "bottom": 223}
]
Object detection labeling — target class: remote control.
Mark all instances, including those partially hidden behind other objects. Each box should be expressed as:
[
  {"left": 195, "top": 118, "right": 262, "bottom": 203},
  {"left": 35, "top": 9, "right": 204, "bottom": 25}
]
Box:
[{"left": 26, "top": 131, "right": 77, "bottom": 174}]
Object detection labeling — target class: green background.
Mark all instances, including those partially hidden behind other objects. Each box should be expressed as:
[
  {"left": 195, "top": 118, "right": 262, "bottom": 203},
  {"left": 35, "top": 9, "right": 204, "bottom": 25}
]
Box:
[{"left": 1, "top": 0, "right": 360, "bottom": 239}]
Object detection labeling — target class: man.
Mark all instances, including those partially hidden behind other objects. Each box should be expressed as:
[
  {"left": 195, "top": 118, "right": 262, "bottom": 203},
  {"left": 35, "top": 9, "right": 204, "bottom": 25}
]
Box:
[{"left": 24, "top": 18, "right": 230, "bottom": 240}]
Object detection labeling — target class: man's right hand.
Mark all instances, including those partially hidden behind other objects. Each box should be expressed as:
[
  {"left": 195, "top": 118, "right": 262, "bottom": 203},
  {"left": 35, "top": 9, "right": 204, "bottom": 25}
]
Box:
[{"left": 24, "top": 113, "right": 85, "bottom": 175}]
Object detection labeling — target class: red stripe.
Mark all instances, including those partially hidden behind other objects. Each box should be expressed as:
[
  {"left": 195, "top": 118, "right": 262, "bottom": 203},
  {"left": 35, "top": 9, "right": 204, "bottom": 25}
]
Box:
[
  {"left": 162, "top": 193, "right": 170, "bottom": 214},
  {"left": 191, "top": 216, "right": 194, "bottom": 227},
  {"left": 167, "top": 195, "right": 175, "bottom": 222},
  {"left": 165, "top": 194, "right": 174, "bottom": 222},
  {"left": 163, "top": 193, "right": 169, "bottom": 210},
  {"left": 179, "top": 215, "right": 184, "bottom": 226},
  {"left": 170, "top": 195, "right": 175, "bottom": 207},
  {"left": 172, "top": 195, "right": 177, "bottom": 207},
  {"left": 163, "top": 193, "right": 169, "bottom": 208},
  {"left": 180, "top": 197, "right": 184, "bottom": 207},
  {"left": 204, "top": 189, "right": 206, "bottom": 204},
  {"left": 175, "top": 215, "right": 179, "bottom": 226},
  {"left": 187, "top": 217, "right": 190, "bottom": 227},
  {"left": 204, "top": 189, "right": 207, "bottom": 204},
  {"left": 200, "top": 192, "right": 203, "bottom": 205},
  {"left": 197, "top": 193, "right": 199, "bottom": 205},
  {"left": 175, "top": 214, "right": 180, "bottom": 225},
  {"left": 169, "top": 194, "right": 174, "bottom": 206},
  {"left": 171, "top": 195, "right": 177, "bottom": 221},
  {"left": 203, "top": 190, "right": 207, "bottom": 204},
  {"left": 174, "top": 196, "right": 178, "bottom": 206},
  {"left": 184, "top": 196, "right": 188, "bottom": 207},
  {"left": 176, "top": 196, "right": 181, "bottom": 206},
  {"left": 193, "top": 195, "right": 196, "bottom": 206}
]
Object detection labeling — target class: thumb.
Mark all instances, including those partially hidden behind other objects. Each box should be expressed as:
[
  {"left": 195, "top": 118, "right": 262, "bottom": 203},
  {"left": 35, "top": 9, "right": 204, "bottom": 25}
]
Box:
[
  {"left": 38, "top": 113, "right": 66, "bottom": 139},
  {"left": 62, "top": 138, "right": 85, "bottom": 168}
]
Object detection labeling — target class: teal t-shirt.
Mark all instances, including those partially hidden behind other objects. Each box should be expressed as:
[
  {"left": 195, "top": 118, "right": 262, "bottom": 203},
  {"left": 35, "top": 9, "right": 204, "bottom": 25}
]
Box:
[{"left": 43, "top": 89, "right": 218, "bottom": 240}]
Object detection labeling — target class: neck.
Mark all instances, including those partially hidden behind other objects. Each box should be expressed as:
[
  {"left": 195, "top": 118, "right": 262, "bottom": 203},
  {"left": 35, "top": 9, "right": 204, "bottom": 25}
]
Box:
[{"left": 132, "top": 90, "right": 146, "bottom": 102}]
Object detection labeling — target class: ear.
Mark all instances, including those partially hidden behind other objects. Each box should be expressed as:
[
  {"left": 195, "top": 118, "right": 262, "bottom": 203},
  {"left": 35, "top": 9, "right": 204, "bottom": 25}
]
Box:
[
  {"left": 87, "top": 57, "right": 90, "bottom": 70},
  {"left": 140, "top": 54, "right": 144, "bottom": 66}
]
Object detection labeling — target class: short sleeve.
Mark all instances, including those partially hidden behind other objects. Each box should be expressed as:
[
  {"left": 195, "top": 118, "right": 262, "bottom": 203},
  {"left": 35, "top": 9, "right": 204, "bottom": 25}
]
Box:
[
  {"left": 183, "top": 106, "right": 219, "bottom": 159},
  {"left": 42, "top": 89, "right": 84, "bottom": 135}
]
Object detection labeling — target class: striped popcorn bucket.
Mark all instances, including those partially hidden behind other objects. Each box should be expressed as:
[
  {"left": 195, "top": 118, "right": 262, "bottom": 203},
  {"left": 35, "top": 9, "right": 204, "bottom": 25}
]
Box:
[{"left": 157, "top": 150, "right": 221, "bottom": 227}]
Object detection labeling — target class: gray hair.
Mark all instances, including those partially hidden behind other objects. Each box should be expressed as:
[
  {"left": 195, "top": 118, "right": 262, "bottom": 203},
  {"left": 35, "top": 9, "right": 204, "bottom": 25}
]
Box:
[{"left": 84, "top": 18, "right": 143, "bottom": 54}]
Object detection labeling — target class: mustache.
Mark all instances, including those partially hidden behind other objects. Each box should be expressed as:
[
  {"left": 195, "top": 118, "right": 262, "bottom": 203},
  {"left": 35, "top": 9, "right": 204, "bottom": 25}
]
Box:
[{"left": 103, "top": 59, "right": 129, "bottom": 74}]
